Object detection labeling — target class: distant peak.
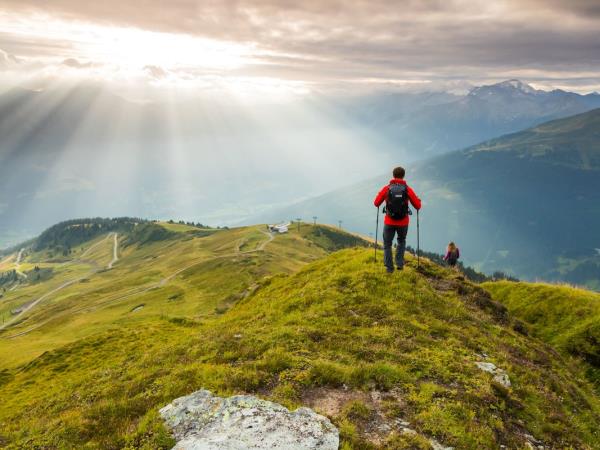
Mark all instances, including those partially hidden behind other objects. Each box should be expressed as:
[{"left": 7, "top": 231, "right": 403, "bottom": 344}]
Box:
[
  {"left": 470, "top": 79, "right": 539, "bottom": 96},
  {"left": 495, "top": 79, "right": 538, "bottom": 94}
]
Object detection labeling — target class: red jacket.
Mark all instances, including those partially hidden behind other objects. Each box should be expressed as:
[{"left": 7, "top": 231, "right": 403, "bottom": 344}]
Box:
[{"left": 374, "top": 178, "right": 422, "bottom": 226}]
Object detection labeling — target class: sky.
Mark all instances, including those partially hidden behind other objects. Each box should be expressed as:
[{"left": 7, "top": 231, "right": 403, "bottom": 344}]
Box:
[{"left": 1, "top": 0, "right": 600, "bottom": 97}]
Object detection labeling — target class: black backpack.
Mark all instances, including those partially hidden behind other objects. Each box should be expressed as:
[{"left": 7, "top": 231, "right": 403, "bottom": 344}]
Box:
[{"left": 386, "top": 183, "right": 409, "bottom": 220}]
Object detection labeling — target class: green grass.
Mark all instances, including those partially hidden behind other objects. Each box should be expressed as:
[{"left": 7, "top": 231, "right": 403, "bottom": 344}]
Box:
[
  {"left": 156, "top": 221, "right": 202, "bottom": 233},
  {"left": 484, "top": 280, "right": 600, "bottom": 386},
  {"left": 0, "top": 230, "right": 599, "bottom": 449},
  {"left": 301, "top": 223, "right": 370, "bottom": 252},
  {"left": 0, "top": 224, "right": 342, "bottom": 366}
]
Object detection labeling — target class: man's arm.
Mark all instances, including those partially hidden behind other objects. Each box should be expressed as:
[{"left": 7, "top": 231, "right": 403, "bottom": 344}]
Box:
[
  {"left": 408, "top": 186, "right": 422, "bottom": 210},
  {"left": 373, "top": 186, "right": 387, "bottom": 207}
]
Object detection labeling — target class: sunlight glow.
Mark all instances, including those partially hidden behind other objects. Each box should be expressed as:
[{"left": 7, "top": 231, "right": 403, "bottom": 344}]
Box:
[
  {"left": 0, "top": 11, "right": 308, "bottom": 98},
  {"left": 88, "top": 27, "right": 253, "bottom": 71}
]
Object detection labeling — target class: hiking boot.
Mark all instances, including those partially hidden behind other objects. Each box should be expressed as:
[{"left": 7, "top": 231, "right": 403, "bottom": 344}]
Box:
[
  {"left": 396, "top": 266, "right": 404, "bottom": 271},
  {"left": 386, "top": 268, "right": 394, "bottom": 274}
]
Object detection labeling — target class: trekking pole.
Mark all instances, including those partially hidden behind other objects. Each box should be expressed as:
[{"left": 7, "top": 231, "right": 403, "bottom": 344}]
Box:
[
  {"left": 416, "top": 209, "right": 420, "bottom": 269},
  {"left": 374, "top": 206, "right": 380, "bottom": 262}
]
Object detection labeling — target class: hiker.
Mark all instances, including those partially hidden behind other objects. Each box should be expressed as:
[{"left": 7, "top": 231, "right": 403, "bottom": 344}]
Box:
[
  {"left": 443, "top": 242, "right": 460, "bottom": 270},
  {"left": 373, "top": 166, "right": 421, "bottom": 273}
]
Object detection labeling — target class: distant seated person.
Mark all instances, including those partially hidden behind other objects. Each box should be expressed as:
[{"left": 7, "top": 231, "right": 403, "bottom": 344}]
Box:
[{"left": 443, "top": 242, "right": 460, "bottom": 269}]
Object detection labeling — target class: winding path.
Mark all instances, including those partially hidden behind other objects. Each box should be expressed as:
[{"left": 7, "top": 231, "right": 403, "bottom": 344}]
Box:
[
  {"left": 0, "top": 278, "right": 84, "bottom": 331},
  {"left": 258, "top": 230, "right": 274, "bottom": 250},
  {"left": 2, "top": 230, "right": 275, "bottom": 338},
  {"left": 1, "top": 233, "right": 117, "bottom": 334}
]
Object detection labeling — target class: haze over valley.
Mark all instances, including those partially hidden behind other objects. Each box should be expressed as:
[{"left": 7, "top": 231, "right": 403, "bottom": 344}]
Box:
[{"left": 2, "top": 79, "right": 600, "bottom": 260}]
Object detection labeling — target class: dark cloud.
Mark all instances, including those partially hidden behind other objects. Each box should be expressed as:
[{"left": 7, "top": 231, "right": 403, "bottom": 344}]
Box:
[{"left": 527, "top": 0, "right": 600, "bottom": 17}]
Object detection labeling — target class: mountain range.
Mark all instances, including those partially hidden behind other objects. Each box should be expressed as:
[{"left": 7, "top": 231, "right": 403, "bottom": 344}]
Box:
[
  {"left": 254, "top": 108, "right": 600, "bottom": 287},
  {"left": 344, "top": 79, "right": 600, "bottom": 159}
]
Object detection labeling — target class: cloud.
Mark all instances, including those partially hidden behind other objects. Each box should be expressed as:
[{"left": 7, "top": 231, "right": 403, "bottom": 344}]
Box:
[
  {"left": 0, "top": 1, "right": 598, "bottom": 92},
  {"left": 62, "top": 57, "right": 93, "bottom": 68},
  {"left": 0, "top": 48, "right": 20, "bottom": 68},
  {"left": 144, "top": 65, "right": 168, "bottom": 79}
]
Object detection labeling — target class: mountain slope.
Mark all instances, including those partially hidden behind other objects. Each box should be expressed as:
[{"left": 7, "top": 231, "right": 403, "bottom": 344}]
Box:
[
  {"left": 484, "top": 281, "right": 600, "bottom": 385},
  {"left": 0, "top": 219, "right": 366, "bottom": 368},
  {"left": 1, "top": 231, "right": 599, "bottom": 448},
  {"left": 256, "top": 108, "right": 600, "bottom": 286}
]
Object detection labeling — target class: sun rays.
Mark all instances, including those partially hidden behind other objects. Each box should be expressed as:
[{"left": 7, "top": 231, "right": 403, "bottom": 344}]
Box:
[{"left": 0, "top": 10, "right": 309, "bottom": 99}]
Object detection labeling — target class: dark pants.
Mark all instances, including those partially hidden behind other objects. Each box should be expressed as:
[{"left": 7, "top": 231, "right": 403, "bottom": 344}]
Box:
[{"left": 383, "top": 224, "right": 408, "bottom": 271}]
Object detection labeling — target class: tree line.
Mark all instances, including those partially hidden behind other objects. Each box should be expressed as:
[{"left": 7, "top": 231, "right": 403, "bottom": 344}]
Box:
[{"left": 33, "top": 217, "right": 149, "bottom": 255}]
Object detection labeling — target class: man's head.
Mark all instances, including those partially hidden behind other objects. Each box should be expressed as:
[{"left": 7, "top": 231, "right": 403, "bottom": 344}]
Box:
[{"left": 392, "top": 166, "right": 405, "bottom": 179}]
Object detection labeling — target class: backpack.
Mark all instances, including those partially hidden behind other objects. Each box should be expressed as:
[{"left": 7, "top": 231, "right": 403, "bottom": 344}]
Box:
[{"left": 386, "top": 183, "right": 409, "bottom": 220}]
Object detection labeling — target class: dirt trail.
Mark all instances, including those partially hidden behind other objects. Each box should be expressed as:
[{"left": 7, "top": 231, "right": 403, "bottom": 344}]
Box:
[
  {"left": 15, "top": 249, "right": 27, "bottom": 279},
  {"left": 107, "top": 233, "right": 119, "bottom": 269},
  {"left": 1, "top": 233, "right": 116, "bottom": 334},
  {"left": 257, "top": 230, "right": 274, "bottom": 250},
  {"left": 79, "top": 234, "right": 111, "bottom": 260},
  {"left": 0, "top": 278, "right": 83, "bottom": 332},
  {"left": 2, "top": 230, "right": 275, "bottom": 339}
]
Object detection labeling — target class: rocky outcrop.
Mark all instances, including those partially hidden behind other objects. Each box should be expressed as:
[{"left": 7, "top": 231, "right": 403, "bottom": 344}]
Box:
[{"left": 159, "top": 389, "right": 339, "bottom": 450}]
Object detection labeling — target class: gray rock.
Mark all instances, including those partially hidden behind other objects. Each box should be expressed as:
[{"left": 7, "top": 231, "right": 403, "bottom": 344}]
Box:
[
  {"left": 493, "top": 371, "right": 512, "bottom": 388},
  {"left": 159, "top": 389, "right": 339, "bottom": 450},
  {"left": 475, "top": 361, "right": 511, "bottom": 388},
  {"left": 475, "top": 361, "right": 497, "bottom": 374}
]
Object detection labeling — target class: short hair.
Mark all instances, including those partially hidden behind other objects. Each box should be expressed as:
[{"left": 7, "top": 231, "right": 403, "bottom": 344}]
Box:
[{"left": 392, "top": 166, "right": 405, "bottom": 179}]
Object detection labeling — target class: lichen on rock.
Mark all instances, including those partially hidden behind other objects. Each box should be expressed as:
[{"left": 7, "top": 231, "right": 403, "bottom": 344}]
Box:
[{"left": 159, "top": 389, "right": 339, "bottom": 449}]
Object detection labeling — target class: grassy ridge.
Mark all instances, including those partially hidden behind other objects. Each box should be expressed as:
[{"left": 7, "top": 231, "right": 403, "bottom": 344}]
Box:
[
  {"left": 1, "top": 244, "right": 599, "bottom": 449},
  {"left": 484, "top": 281, "right": 600, "bottom": 385},
  {"left": 0, "top": 224, "right": 334, "bottom": 368}
]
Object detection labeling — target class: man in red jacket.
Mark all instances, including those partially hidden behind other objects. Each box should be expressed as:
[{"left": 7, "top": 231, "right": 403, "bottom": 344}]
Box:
[{"left": 373, "top": 166, "right": 422, "bottom": 272}]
